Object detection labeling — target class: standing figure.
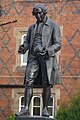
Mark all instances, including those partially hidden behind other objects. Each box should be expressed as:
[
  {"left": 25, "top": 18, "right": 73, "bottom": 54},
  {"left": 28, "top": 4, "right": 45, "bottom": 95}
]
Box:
[{"left": 15, "top": 3, "right": 61, "bottom": 117}]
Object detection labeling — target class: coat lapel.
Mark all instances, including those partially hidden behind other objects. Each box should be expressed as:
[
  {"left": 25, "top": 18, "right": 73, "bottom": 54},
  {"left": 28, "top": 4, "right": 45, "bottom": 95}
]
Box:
[
  {"left": 30, "top": 23, "right": 37, "bottom": 49},
  {"left": 42, "top": 18, "right": 54, "bottom": 82},
  {"left": 42, "top": 18, "right": 52, "bottom": 47}
]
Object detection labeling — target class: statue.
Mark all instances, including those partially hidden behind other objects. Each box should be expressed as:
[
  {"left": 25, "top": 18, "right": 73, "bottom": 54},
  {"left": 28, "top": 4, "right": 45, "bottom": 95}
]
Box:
[{"left": 15, "top": 3, "right": 61, "bottom": 117}]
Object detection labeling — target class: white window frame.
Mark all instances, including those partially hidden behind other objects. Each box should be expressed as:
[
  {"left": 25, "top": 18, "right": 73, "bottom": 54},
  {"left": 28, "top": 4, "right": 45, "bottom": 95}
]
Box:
[
  {"left": 19, "top": 96, "right": 24, "bottom": 112},
  {"left": 21, "top": 34, "right": 28, "bottom": 66}
]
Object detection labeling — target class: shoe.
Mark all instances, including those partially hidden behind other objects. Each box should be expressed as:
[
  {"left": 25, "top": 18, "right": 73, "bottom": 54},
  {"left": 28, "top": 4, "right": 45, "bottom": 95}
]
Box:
[
  {"left": 42, "top": 107, "right": 49, "bottom": 117},
  {"left": 15, "top": 108, "right": 30, "bottom": 116}
]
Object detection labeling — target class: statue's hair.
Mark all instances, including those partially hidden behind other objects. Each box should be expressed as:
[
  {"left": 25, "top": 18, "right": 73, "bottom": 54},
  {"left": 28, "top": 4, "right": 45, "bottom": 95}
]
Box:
[{"left": 32, "top": 3, "right": 48, "bottom": 15}]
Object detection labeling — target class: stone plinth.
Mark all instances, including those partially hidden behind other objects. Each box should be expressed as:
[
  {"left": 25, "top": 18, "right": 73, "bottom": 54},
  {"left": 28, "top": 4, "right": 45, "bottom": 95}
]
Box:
[{"left": 15, "top": 116, "right": 55, "bottom": 120}]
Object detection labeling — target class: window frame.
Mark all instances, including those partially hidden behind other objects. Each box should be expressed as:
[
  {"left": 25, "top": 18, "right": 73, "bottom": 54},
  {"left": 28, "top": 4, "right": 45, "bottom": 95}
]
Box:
[{"left": 19, "top": 96, "right": 24, "bottom": 112}]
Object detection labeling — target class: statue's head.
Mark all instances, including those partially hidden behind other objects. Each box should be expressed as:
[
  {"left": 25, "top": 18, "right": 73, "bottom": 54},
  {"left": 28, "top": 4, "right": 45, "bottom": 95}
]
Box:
[{"left": 32, "top": 3, "right": 48, "bottom": 22}]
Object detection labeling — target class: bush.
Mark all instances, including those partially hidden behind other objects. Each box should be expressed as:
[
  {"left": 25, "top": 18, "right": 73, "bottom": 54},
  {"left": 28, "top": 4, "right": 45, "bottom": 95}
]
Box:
[
  {"left": 56, "top": 91, "right": 80, "bottom": 120},
  {"left": 6, "top": 114, "right": 14, "bottom": 120}
]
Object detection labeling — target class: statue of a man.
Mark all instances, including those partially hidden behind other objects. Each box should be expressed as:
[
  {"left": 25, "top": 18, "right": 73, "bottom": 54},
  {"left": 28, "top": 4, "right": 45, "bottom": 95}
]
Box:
[{"left": 15, "top": 3, "right": 61, "bottom": 117}]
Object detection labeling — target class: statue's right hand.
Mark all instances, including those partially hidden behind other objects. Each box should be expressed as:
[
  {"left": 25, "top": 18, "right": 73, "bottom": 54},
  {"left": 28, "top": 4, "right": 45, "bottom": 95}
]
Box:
[{"left": 18, "top": 44, "right": 25, "bottom": 54}]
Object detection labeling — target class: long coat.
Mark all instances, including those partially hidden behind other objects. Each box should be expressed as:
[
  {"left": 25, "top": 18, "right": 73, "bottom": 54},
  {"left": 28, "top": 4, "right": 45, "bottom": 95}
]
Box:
[{"left": 23, "top": 18, "right": 61, "bottom": 87}]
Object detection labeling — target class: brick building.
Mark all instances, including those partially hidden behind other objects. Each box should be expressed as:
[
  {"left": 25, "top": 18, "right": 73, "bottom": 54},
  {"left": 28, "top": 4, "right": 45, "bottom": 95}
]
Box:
[{"left": 0, "top": 0, "right": 80, "bottom": 119}]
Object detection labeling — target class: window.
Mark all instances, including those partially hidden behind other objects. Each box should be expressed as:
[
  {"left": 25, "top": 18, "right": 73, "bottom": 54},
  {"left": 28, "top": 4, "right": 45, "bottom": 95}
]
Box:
[
  {"left": 31, "top": 96, "right": 42, "bottom": 116},
  {"left": 21, "top": 34, "right": 28, "bottom": 66},
  {"left": 19, "top": 95, "right": 55, "bottom": 118}
]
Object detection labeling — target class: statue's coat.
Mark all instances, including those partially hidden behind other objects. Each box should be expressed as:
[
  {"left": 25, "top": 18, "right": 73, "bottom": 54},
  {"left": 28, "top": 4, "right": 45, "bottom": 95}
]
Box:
[{"left": 23, "top": 18, "right": 61, "bottom": 87}]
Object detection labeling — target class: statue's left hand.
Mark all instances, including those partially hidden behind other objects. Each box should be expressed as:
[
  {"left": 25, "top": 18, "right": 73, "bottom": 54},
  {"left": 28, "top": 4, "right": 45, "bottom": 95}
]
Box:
[
  {"left": 38, "top": 48, "right": 47, "bottom": 56},
  {"left": 34, "top": 45, "right": 44, "bottom": 54},
  {"left": 38, "top": 47, "right": 49, "bottom": 60}
]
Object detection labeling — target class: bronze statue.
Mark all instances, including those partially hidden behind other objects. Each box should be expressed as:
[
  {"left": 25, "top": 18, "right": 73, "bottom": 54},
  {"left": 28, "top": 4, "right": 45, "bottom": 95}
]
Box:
[{"left": 15, "top": 3, "right": 61, "bottom": 117}]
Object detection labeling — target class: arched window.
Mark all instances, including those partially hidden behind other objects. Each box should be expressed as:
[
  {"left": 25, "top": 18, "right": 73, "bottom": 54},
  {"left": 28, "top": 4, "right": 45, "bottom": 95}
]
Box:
[
  {"left": 31, "top": 96, "right": 42, "bottom": 116},
  {"left": 19, "top": 95, "right": 55, "bottom": 118}
]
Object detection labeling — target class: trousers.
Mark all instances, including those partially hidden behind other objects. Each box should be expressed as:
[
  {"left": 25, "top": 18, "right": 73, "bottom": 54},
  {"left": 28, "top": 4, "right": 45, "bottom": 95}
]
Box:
[{"left": 25, "top": 56, "right": 49, "bottom": 87}]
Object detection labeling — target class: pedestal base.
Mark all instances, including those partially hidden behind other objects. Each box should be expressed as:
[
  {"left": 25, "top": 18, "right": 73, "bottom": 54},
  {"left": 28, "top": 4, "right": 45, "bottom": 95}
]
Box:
[{"left": 15, "top": 116, "right": 55, "bottom": 120}]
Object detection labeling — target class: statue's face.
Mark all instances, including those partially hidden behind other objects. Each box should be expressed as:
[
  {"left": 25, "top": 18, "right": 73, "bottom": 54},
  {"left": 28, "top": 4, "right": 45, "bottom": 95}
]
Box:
[{"left": 32, "top": 7, "right": 45, "bottom": 22}]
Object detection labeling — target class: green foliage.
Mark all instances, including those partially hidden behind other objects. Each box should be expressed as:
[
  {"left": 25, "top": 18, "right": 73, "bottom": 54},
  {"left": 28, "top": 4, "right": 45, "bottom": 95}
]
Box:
[
  {"left": 56, "top": 91, "right": 80, "bottom": 120},
  {"left": 6, "top": 114, "right": 14, "bottom": 120}
]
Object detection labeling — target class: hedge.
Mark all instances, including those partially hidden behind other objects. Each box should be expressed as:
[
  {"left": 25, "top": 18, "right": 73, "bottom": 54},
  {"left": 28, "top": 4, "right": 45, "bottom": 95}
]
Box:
[{"left": 56, "top": 90, "right": 80, "bottom": 120}]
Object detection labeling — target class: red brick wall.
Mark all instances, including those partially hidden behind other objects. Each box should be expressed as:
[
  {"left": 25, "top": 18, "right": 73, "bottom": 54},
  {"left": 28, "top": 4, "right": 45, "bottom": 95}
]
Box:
[
  {"left": 0, "top": 0, "right": 80, "bottom": 119},
  {"left": 0, "top": 88, "right": 13, "bottom": 120}
]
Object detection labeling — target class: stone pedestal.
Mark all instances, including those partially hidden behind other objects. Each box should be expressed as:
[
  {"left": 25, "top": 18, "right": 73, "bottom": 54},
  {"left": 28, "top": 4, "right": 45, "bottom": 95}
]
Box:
[{"left": 15, "top": 116, "right": 55, "bottom": 120}]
